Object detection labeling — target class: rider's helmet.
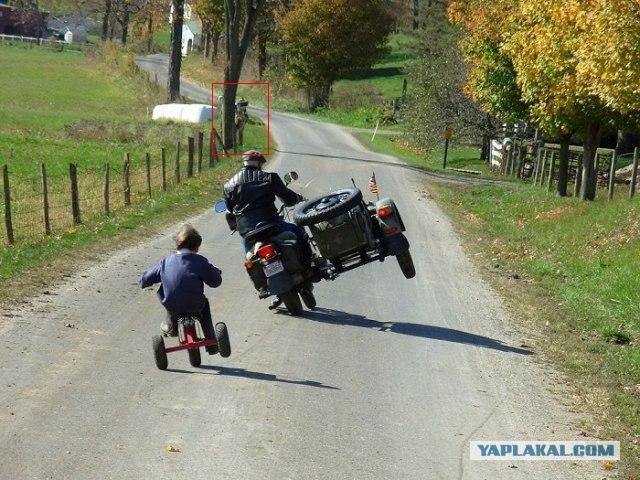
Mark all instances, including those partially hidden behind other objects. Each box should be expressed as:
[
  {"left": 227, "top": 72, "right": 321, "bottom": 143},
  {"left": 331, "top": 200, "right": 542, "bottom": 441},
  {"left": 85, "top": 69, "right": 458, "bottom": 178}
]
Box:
[{"left": 243, "top": 150, "right": 266, "bottom": 164}]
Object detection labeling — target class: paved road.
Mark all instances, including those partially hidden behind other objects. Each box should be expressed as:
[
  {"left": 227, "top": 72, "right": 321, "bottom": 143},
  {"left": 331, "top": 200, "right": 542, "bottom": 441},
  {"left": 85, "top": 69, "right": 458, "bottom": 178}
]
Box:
[{"left": 0, "top": 56, "right": 600, "bottom": 479}]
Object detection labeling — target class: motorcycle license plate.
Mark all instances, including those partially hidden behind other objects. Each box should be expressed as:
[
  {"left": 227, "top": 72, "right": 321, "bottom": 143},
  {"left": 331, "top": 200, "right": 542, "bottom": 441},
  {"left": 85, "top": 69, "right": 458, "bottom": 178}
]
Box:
[{"left": 263, "top": 259, "right": 284, "bottom": 277}]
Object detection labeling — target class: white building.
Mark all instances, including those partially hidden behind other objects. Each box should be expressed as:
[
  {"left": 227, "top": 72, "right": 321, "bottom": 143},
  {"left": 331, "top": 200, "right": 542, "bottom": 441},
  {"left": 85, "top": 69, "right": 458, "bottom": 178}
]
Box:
[{"left": 169, "top": 2, "right": 201, "bottom": 56}]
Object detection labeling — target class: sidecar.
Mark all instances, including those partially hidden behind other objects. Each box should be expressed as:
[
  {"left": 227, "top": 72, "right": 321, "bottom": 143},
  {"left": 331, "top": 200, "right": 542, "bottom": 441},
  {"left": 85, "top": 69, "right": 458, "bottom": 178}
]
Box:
[{"left": 292, "top": 188, "right": 416, "bottom": 279}]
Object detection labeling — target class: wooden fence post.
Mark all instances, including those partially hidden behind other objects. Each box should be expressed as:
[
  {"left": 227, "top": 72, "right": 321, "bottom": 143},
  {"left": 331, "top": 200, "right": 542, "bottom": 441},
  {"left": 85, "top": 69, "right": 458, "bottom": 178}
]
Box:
[
  {"left": 210, "top": 131, "right": 216, "bottom": 167},
  {"left": 574, "top": 162, "right": 583, "bottom": 198},
  {"left": 539, "top": 151, "right": 547, "bottom": 186},
  {"left": 69, "top": 163, "right": 81, "bottom": 224},
  {"left": 174, "top": 142, "right": 181, "bottom": 184},
  {"left": 161, "top": 147, "right": 167, "bottom": 191},
  {"left": 187, "top": 136, "right": 195, "bottom": 178},
  {"left": 547, "top": 152, "right": 556, "bottom": 191},
  {"left": 630, "top": 147, "right": 638, "bottom": 199},
  {"left": 103, "top": 163, "right": 110, "bottom": 214},
  {"left": 533, "top": 148, "right": 543, "bottom": 184},
  {"left": 2, "top": 164, "right": 14, "bottom": 245},
  {"left": 145, "top": 152, "right": 152, "bottom": 199},
  {"left": 197, "top": 131, "right": 204, "bottom": 173},
  {"left": 608, "top": 152, "right": 617, "bottom": 200},
  {"left": 40, "top": 163, "right": 51, "bottom": 235},
  {"left": 123, "top": 153, "right": 131, "bottom": 206}
]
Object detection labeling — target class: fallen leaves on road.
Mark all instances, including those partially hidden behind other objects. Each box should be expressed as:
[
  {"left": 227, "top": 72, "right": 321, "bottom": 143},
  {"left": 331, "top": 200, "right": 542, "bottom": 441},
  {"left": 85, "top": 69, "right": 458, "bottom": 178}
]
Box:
[
  {"left": 601, "top": 460, "right": 615, "bottom": 470},
  {"left": 165, "top": 445, "right": 180, "bottom": 453}
]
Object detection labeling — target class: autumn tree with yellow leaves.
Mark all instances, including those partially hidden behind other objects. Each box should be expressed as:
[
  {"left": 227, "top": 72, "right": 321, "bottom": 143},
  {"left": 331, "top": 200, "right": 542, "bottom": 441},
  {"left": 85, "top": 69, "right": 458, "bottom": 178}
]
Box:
[{"left": 451, "top": 0, "right": 640, "bottom": 200}]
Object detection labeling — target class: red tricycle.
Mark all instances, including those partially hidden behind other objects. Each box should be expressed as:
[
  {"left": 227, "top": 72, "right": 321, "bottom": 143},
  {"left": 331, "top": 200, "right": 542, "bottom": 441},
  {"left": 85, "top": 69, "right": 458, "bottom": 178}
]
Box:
[{"left": 151, "top": 316, "right": 231, "bottom": 370}]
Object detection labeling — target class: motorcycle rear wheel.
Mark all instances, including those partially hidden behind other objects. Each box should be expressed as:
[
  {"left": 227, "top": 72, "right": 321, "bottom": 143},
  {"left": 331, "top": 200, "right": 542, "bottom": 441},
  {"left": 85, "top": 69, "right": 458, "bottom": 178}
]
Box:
[
  {"left": 299, "top": 288, "right": 317, "bottom": 310},
  {"left": 280, "top": 290, "right": 303, "bottom": 316}
]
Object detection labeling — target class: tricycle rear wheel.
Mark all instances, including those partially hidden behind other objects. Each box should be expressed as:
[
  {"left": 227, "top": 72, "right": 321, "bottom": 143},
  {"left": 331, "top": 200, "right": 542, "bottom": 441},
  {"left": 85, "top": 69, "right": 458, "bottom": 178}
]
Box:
[
  {"left": 215, "top": 322, "right": 232, "bottom": 358},
  {"left": 188, "top": 347, "right": 201, "bottom": 367},
  {"left": 396, "top": 250, "right": 416, "bottom": 279},
  {"left": 152, "top": 335, "right": 168, "bottom": 370}
]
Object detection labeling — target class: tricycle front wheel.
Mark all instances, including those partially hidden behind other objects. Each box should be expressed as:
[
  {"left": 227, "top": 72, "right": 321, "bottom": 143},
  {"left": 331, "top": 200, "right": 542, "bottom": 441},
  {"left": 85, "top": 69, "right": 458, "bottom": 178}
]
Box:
[
  {"left": 188, "top": 347, "right": 201, "bottom": 367},
  {"left": 396, "top": 250, "right": 416, "bottom": 279},
  {"left": 152, "top": 335, "right": 168, "bottom": 370}
]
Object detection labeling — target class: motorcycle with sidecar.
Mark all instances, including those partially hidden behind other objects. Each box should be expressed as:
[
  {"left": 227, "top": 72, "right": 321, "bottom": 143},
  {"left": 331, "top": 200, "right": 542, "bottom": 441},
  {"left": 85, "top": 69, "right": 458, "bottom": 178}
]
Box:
[{"left": 214, "top": 172, "right": 415, "bottom": 316}]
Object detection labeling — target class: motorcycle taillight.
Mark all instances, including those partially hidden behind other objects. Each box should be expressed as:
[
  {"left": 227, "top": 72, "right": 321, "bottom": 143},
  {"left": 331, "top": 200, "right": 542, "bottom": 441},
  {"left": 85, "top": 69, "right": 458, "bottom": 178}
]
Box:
[{"left": 257, "top": 244, "right": 277, "bottom": 260}]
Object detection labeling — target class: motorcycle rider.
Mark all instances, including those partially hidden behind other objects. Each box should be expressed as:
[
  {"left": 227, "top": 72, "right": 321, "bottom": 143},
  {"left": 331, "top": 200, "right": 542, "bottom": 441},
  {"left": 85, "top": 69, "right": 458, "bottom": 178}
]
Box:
[{"left": 223, "top": 150, "right": 312, "bottom": 260}]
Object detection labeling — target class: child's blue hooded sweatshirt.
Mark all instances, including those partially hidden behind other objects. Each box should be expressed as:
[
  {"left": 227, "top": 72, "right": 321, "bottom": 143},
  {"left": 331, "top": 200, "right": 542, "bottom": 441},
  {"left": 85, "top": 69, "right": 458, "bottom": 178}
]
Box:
[{"left": 139, "top": 249, "right": 222, "bottom": 314}]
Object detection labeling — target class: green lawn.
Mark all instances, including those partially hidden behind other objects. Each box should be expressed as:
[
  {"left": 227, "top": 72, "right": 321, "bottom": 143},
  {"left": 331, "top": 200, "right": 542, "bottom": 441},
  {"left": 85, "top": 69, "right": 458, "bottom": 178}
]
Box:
[
  {"left": 356, "top": 132, "right": 499, "bottom": 177},
  {"left": 0, "top": 43, "right": 268, "bottom": 288}
]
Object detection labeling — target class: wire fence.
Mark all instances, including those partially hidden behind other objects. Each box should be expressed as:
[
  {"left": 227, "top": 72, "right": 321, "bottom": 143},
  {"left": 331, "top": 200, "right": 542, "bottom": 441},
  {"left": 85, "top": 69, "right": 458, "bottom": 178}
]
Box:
[{"left": 1, "top": 131, "right": 219, "bottom": 246}]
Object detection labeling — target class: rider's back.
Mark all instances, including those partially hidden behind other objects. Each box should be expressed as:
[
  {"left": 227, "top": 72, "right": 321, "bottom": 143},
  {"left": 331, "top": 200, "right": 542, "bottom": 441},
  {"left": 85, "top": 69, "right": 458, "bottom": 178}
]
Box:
[{"left": 223, "top": 166, "right": 299, "bottom": 235}]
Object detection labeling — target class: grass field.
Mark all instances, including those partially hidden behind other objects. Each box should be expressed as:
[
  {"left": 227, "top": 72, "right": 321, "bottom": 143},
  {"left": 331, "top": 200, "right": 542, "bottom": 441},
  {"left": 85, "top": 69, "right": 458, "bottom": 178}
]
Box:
[
  {"left": 0, "top": 42, "right": 268, "bottom": 289},
  {"left": 182, "top": 32, "right": 418, "bottom": 129}
]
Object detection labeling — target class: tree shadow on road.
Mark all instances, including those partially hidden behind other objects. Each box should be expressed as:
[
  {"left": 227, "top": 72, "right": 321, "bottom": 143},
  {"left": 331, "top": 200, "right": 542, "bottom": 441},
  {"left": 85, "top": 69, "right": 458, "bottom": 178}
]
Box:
[
  {"left": 303, "top": 308, "right": 532, "bottom": 356},
  {"left": 166, "top": 365, "right": 339, "bottom": 390}
]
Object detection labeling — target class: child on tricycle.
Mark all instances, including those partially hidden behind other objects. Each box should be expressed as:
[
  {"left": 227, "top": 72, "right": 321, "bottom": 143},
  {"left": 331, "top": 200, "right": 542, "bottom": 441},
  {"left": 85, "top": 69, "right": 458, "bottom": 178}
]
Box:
[{"left": 140, "top": 224, "right": 230, "bottom": 369}]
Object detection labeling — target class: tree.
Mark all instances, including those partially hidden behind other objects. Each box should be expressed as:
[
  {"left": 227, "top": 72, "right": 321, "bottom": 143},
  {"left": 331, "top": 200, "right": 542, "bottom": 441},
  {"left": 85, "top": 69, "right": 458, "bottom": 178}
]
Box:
[
  {"left": 278, "top": 0, "right": 393, "bottom": 111},
  {"left": 503, "top": 0, "right": 614, "bottom": 199},
  {"left": 406, "top": 0, "right": 498, "bottom": 153},
  {"left": 193, "top": 0, "right": 224, "bottom": 60},
  {"left": 221, "top": 0, "right": 266, "bottom": 149},
  {"left": 112, "top": 0, "right": 146, "bottom": 44},
  {"left": 167, "top": 0, "right": 184, "bottom": 102},
  {"left": 448, "top": 0, "right": 527, "bottom": 123}
]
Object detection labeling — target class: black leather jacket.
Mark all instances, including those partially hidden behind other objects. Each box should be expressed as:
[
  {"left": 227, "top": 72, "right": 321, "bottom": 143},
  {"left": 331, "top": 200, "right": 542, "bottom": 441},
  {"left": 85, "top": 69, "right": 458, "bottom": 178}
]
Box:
[{"left": 223, "top": 166, "right": 303, "bottom": 236}]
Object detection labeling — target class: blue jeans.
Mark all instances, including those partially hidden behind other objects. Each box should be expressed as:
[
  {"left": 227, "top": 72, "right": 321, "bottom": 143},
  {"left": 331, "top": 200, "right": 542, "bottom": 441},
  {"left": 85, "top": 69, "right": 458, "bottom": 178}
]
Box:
[{"left": 243, "top": 220, "right": 310, "bottom": 259}]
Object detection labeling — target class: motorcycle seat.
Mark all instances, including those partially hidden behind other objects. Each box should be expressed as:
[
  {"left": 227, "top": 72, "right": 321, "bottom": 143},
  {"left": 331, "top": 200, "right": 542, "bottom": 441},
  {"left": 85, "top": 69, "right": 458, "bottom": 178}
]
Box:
[{"left": 245, "top": 222, "right": 279, "bottom": 245}]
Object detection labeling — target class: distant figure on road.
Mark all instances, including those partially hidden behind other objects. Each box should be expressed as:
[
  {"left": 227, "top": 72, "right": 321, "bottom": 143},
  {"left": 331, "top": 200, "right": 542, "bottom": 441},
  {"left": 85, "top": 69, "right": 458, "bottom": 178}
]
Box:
[
  {"left": 139, "top": 225, "right": 222, "bottom": 355},
  {"left": 235, "top": 99, "right": 248, "bottom": 148}
]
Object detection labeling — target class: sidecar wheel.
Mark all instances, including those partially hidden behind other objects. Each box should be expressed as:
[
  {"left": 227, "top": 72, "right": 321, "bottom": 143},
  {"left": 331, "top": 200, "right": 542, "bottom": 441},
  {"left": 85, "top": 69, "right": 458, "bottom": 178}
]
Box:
[
  {"left": 396, "top": 250, "right": 416, "bottom": 279},
  {"left": 152, "top": 335, "right": 168, "bottom": 370},
  {"left": 280, "top": 290, "right": 303, "bottom": 316},
  {"left": 188, "top": 347, "right": 201, "bottom": 367},
  {"left": 215, "top": 322, "right": 231, "bottom": 358},
  {"left": 293, "top": 188, "right": 363, "bottom": 226}
]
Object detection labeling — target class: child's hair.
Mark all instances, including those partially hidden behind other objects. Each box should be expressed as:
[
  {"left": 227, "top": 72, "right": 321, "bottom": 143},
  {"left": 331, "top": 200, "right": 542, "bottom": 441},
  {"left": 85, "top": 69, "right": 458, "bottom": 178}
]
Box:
[{"left": 175, "top": 224, "right": 202, "bottom": 251}]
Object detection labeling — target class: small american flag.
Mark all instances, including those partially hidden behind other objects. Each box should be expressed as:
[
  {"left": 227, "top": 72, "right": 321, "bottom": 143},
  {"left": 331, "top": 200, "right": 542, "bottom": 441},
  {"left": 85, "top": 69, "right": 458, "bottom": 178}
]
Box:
[{"left": 368, "top": 172, "right": 379, "bottom": 195}]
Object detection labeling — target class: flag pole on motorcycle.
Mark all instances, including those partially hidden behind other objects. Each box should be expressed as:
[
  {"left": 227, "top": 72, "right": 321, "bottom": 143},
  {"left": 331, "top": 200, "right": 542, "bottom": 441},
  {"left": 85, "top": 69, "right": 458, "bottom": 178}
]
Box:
[{"left": 369, "top": 172, "right": 380, "bottom": 201}]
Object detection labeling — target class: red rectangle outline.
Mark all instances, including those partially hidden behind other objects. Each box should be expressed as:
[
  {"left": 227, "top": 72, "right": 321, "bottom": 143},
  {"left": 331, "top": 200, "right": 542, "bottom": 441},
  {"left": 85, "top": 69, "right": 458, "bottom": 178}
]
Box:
[{"left": 211, "top": 81, "right": 270, "bottom": 157}]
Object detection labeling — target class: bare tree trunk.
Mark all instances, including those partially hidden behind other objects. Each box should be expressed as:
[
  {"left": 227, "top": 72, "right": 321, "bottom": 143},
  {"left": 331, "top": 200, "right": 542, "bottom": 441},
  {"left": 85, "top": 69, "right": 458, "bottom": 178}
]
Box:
[
  {"left": 119, "top": 11, "right": 129, "bottom": 44},
  {"left": 212, "top": 31, "right": 220, "bottom": 59},
  {"left": 203, "top": 29, "right": 210, "bottom": 58},
  {"left": 147, "top": 14, "right": 153, "bottom": 52},
  {"left": 167, "top": 0, "right": 184, "bottom": 102},
  {"left": 309, "top": 83, "right": 331, "bottom": 111},
  {"left": 257, "top": 33, "right": 267, "bottom": 79},
  {"left": 109, "top": 16, "right": 116, "bottom": 40},
  {"left": 556, "top": 133, "right": 571, "bottom": 197},
  {"left": 412, "top": 0, "right": 419, "bottom": 30},
  {"left": 580, "top": 123, "right": 603, "bottom": 201},
  {"left": 101, "top": 0, "right": 112, "bottom": 41},
  {"left": 222, "top": 0, "right": 265, "bottom": 149}
]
